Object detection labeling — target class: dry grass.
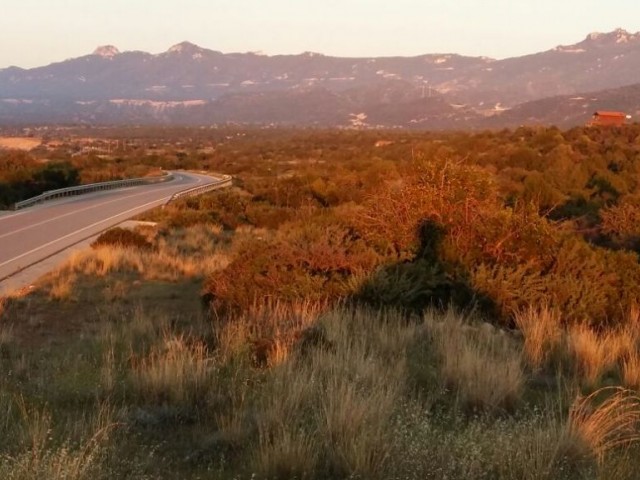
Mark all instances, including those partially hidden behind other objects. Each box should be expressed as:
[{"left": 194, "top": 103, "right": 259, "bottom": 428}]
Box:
[
  {"left": 515, "top": 305, "right": 563, "bottom": 370},
  {"left": 46, "top": 234, "right": 229, "bottom": 287},
  {"left": 239, "top": 307, "right": 411, "bottom": 478},
  {"left": 100, "top": 340, "right": 116, "bottom": 396},
  {"left": 622, "top": 354, "right": 640, "bottom": 390},
  {"left": 253, "top": 425, "right": 318, "bottom": 479},
  {"left": 568, "top": 325, "right": 633, "bottom": 385},
  {"left": 0, "top": 321, "right": 14, "bottom": 348},
  {"left": 513, "top": 304, "right": 640, "bottom": 390},
  {"left": 214, "top": 299, "right": 325, "bottom": 365},
  {"left": 129, "top": 333, "right": 212, "bottom": 406},
  {"left": 0, "top": 398, "right": 115, "bottom": 480},
  {"left": 102, "top": 280, "right": 128, "bottom": 303},
  {"left": 387, "top": 396, "right": 580, "bottom": 480},
  {"left": 567, "top": 387, "right": 640, "bottom": 464},
  {"left": 63, "top": 248, "right": 145, "bottom": 278},
  {"left": 48, "top": 272, "right": 77, "bottom": 301},
  {"left": 428, "top": 310, "right": 524, "bottom": 412}
]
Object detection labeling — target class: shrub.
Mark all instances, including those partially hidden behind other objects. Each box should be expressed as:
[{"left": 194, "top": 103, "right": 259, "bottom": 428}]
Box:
[
  {"left": 91, "top": 228, "right": 153, "bottom": 251},
  {"left": 205, "top": 220, "right": 381, "bottom": 311}
]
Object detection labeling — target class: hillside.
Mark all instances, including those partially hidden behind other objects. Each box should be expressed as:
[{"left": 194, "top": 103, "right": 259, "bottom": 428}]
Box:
[
  {"left": 487, "top": 82, "right": 640, "bottom": 128},
  {"left": 3, "top": 29, "right": 640, "bottom": 127}
]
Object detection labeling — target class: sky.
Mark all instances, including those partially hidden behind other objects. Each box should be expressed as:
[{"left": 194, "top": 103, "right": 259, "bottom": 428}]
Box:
[{"left": 2, "top": 0, "right": 640, "bottom": 68}]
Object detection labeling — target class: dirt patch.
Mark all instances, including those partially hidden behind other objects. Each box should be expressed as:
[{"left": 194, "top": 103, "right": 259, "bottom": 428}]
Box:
[{"left": 0, "top": 137, "right": 42, "bottom": 151}]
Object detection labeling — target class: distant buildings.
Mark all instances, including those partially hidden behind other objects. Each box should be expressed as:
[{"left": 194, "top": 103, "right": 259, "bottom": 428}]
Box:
[{"left": 588, "top": 111, "right": 629, "bottom": 127}]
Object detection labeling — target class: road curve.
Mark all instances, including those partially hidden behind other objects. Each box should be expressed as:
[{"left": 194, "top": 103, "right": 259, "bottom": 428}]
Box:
[{"left": 0, "top": 171, "right": 219, "bottom": 283}]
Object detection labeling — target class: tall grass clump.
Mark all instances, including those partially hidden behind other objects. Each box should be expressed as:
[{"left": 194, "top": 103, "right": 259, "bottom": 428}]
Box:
[
  {"left": 515, "top": 305, "right": 563, "bottom": 370},
  {"left": 91, "top": 228, "right": 153, "bottom": 251},
  {"left": 213, "top": 299, "right": 325, "bottom": 365},
  {"left": 622, "top": 354, "right": 640, "bottom": 390},
  {"left": 567, "top": 387, "right": 640, "bottom": 464},
  {"left": 428, "top": 310, "right": 524, "bottom": 412},
  {"left": 567, "top": 325, "right": 631, "bottom": 386},
  {"left": 129, "top": 333, "right": 213, "bottom": 406},
  {"left": 244, "top": 307, "right": 412, "bottom": 479}
]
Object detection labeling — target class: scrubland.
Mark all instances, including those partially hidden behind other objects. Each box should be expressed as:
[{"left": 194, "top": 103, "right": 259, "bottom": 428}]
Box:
[{"left": 3, "top": 126, "right": 640, "bottom": 478}]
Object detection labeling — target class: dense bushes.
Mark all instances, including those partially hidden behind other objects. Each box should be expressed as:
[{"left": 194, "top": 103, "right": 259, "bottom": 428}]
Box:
[
  {"left": 205, "top": 221, "right": 381, "bottom": 311},
  {"left": 7, "top": 125, "right": 640, "bottom": 327},
  {"left": 201, "top": 131, "right": 640, "bottom": 326},
  {"left": 202, "top": 132, "right": 640, "bottom": 324}
]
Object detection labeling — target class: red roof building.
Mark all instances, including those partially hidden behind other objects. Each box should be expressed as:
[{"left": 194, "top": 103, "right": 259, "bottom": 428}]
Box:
[{"left": 588, "top": 111, "right": 628, "bottom": 127}]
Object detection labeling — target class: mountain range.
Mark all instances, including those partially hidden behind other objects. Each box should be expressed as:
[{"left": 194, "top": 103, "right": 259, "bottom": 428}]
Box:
[{"left": 2, "top": 29, "right": 640, "bottom": 128}]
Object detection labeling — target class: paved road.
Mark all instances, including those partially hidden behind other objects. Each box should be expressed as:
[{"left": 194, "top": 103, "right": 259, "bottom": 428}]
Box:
[{"left": 0, "top": 171, "right": 218, "bottom": 284}]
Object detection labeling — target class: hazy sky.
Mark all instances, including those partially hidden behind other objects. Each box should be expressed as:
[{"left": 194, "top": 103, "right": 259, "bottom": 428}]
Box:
[{"left": 2, "top": 0, "right": 640, "bottom": 68}]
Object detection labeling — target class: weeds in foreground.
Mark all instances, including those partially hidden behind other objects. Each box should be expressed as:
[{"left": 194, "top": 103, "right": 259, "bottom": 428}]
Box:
[
  {"left": 567, "top": 387, "right": 640, "bottom": 464},
  {"left": 428, "top": 310, "right": 524, "bottom": 412},
  {"left": 6, "top": 295, "right": 640, "bottom": 479},
  {"left": 0, "top": 398, "right": 116, "bottom": 480},
  {"left": 129, "top": 333, "right": 212, "bottom": 406}
]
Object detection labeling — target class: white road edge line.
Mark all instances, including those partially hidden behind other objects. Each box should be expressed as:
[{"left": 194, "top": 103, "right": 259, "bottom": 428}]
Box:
[
  {"left": 0, "top": 178, "right": 195, "bottom": 239},
  {"left": 0, "top": 171, "right": 204, "bottom": 223},
  {"left": 0, "top": 195, "right": 171, "bottom": 269}
]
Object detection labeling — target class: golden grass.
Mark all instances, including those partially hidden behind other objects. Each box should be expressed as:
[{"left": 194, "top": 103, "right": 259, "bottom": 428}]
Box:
[
  {"left": 515, "top": 305, "right": 563, "bottom": 370},
  {"left": 64, "top": 248, "right": 145, "bottom": 277},
  {"left": 513, "top": 304, "right": 640, "bottom": 390},
  {"left": 47, "top": 235, "right": 229, "bottom": 287},
  {"left": 622, "top": 354, "right": 640, "bottom": 390},
  {"left": 129, "top": 333, "right": 212, "bottom": 406},
  {"left": 567, "top": 387, "right": 640, "bottom": 464},
  {"left": 568, "top": 325, "right": 634, "bottom": 385},
  {"left": 48, "top": 272, "right": 77, "bottom": 301}
]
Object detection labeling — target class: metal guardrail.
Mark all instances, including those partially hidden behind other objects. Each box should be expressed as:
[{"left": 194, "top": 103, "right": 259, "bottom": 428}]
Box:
[
  {"left": 13, "top": 171, "right": 174, "bottom": 210},
  {"left": 166, "top": 174, "right": 233, "bottom": 203}
]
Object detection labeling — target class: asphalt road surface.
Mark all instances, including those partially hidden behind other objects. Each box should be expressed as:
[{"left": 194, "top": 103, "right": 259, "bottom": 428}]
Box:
[{"left": 0, "top": 171, "right": 219, "bottom": 284}]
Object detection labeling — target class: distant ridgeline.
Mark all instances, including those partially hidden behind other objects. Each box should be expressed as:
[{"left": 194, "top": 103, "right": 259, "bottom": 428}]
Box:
[{"left": 3, "top": 29, "right": 640, "bottom": 128}]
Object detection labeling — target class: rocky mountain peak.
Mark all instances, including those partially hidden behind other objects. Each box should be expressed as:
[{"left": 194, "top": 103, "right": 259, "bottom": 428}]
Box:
[
  {"left": 166, "top": 41, "right": 203, "bottom": 54},
  {"left": 92, "top": 45, "right": 121, "bottom": 58},
  {"left": 583, "top": 28, "right": 640, "bottom": 45}
]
